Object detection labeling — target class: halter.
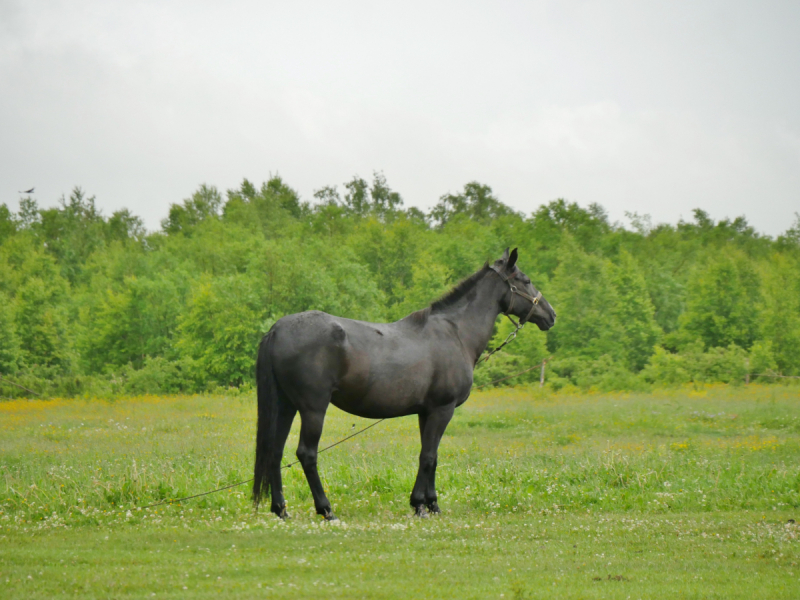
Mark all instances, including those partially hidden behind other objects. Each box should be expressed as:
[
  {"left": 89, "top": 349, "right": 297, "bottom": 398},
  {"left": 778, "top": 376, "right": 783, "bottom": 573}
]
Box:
[
  {"left": 489, "top": 265, "right": 543, "bottom": 327},
  {"left": 476, "top": 265, "right": 543, "bottom": 365}
]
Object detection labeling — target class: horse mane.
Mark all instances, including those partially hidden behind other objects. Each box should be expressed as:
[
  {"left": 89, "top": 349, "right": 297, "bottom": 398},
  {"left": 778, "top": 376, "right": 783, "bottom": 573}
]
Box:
[{"left": 402, "top": 264, "right": 491, "bottom": 326}]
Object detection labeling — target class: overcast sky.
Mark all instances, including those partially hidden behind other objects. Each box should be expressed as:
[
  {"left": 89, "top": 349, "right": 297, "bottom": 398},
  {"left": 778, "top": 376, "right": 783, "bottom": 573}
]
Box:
[{"left": 2, "top": 0, "right": 798, "bottom": 235}]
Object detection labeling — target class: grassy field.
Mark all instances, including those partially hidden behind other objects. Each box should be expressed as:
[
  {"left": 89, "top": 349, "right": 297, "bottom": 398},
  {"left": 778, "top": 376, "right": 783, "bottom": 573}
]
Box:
[{"left": 1, "top": 385, "right": 799, "bottom": 598}]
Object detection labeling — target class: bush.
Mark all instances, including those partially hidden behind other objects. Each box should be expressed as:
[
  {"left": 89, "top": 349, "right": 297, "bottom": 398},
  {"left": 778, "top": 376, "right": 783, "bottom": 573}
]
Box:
[
  {"left": 473, "top": 352, "right": 534, "bottom": 388},
  {"left": 547, "top": 355, "right": 647, "bottom": 392},
  {"left": 0, "top": 367, "right": 114, "bottom": 399},
  {"left": 122, "top": 356, "right": 200, "bottom": 396},
  {"left": 749, "top": 341, "right": 779, "bottom": 381},
  {"left": 641, "top": 342, "right": 748, "bottom": 386}
]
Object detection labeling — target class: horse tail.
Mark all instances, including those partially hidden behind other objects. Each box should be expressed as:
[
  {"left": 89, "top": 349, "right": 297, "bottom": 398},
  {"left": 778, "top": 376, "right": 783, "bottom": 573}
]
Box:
[{"left": 253, "top": 330, "right": 278, "bottom": 509}]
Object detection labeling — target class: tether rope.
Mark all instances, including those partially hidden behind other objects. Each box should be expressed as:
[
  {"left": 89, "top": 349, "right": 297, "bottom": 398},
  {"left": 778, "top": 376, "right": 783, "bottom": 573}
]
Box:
[
  {"left": 137, "top": 418, "right": 387, "bottom": 510},
  {"left": 475, "top": 317, "right": 523, "bottom": 365},
  {"left": 0, "top": 375, "right": 43, "bottom": 397}
]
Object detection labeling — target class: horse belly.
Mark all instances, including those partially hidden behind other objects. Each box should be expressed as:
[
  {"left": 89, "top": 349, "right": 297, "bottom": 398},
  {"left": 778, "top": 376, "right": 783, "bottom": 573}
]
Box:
[{"left": 331, "top": 338, "right": 433, "bottom": 418}]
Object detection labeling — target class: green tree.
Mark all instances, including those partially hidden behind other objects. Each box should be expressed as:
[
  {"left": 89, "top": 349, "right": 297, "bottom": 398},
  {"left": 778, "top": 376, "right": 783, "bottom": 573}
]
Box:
[
  {"left": 429, "top": 218, "right": 501, "bottom": 280},
  {"left": 36, "top": 187, "right": 111, "bottom": 284},
  {"left": 309, "top": 186, "right": 353, "bottom": 238},
  {"left": 776, "top": 213, "right": 800, "bottom": 252},
  {"left": 162, "top": 184, "right": 222, "bottom": 235},
  {"left": 759, "top": 254, "right": 800, "bottom": 374},
  {"left": 546, "top": 239, "right": 625, "bottom": 361},
  {"left": 176, "top": 275, "right": 266, "bottom": 387},
  {"left": 387, "top": 256, "right": 452, "bottom": 320},
  {"left": 107, "top": 209, "right": 146, "bottom": 243},
  {"left": 346, "top": 216, "right": 426, "bottom": 305},
  {"left": 16, "top": 197, "right": 40, "bottom": 229},
  {"left": 80, "top": 274, "right": 183, "bottom": 373},
  {"left": 14, "top": 277, "right": 73, "bottom": 371},
  {"left": 341, "top": 172, "right": 404, "bottom": 220},
  {"left": 221, "top": 177, "right": 305, "bottom": 238},
  {"left": 247, "top": 239, "right": 386, "bottom": 322},
  {"left": 678, "top": 209, "right": 772, "bottom": 258},
  {"left": 643, "top": 267, "right": 684, "bottom": 334},
  {"left": 259, "top": 175, "right": 306, "bottom": 219},
  {"left": 610, "top": 251, "right": 662, "bottom": 370},
  {"left": 680, "top": 253, "right": 762, "bottom": 350},
  {"left": 0, "top": 292, "right": 20, "bottom": 374},
  {"left": 527, "top": 199, "right": 613, "bottom": 265},
  {"left": 0, "top": 204, "right": 16, "bottom": 242},
  {"left": 369, "top": 172, "right": 403, "bottom": 219},
  {"left": 343, "top": 176, "right": 370, "bottom": 216},
  {"left": 430, "top": 182, "right": 519, "bottom": 228}
]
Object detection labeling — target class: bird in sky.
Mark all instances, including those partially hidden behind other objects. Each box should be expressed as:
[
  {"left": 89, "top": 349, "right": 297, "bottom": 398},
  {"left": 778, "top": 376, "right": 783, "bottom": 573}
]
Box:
[{"left": 19, "top": 187, "right": 34, "bottom": 194}]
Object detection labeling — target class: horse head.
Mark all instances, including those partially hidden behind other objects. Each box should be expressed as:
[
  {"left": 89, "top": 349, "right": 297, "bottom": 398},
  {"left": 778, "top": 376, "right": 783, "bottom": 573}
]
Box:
[{"left": 491, "top": 247, "right": 556, "bottom": 331}]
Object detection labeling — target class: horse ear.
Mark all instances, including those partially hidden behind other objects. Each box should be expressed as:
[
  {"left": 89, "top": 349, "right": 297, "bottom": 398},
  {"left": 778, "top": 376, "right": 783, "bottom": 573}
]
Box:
[
  {"left": 507, "top": 248, "right": 518, "bottom": 271},
  {"left": 501, "top": 247, "right": 510, "bottom": 262}
]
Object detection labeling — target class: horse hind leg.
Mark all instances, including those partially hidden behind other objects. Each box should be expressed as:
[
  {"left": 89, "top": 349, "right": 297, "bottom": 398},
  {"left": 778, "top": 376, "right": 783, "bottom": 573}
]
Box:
[
  {"left": 296, "top": 409, "right": 336, "bottom": 520},
  {"left": 269, "top": 399, "right": 297, "bottom": 518}
]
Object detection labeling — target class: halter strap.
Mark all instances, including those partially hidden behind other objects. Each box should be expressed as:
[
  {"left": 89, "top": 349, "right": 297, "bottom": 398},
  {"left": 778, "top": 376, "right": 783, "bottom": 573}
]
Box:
[{"left": 489, "top": 265, "right": 542, "bottom": 326}]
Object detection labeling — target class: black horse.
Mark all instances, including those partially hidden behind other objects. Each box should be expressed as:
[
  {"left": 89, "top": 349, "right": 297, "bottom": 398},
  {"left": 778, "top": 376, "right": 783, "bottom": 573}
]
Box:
[{"left": 253, "top": 248, "right": 555, "bottom": 519}]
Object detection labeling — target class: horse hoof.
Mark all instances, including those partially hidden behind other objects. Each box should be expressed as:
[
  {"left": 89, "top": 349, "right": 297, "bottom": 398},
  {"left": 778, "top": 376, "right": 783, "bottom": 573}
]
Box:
[
  {"left": 414, "top": 506, "right": 429, "bottom": 518},
  {"left": 427, "top": 502, "right": 441, "bottom": 515},
  {"left": 274, "top": 506, "right": 289, "bottom": 520},
  {"left": 322, "top": 509, "right": 338, "bottom": 522}
]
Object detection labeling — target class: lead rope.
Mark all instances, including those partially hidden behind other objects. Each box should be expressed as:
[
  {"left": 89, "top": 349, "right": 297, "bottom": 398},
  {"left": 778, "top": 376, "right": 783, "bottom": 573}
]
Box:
[
  {"left": 138, "top": 418, "right": 386, "bottom": 510},
  {"left": 476, "top": 314, "right": 523, "bottom": 365}
]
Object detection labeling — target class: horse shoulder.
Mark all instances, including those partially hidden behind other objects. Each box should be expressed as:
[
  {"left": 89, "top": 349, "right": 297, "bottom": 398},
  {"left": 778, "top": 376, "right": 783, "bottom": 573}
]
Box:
[{"left": 416, "top": 318, "right": 473, "bottom": 403}]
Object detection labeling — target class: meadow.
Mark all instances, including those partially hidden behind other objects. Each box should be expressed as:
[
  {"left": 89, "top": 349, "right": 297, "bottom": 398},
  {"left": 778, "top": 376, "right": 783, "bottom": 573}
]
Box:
[{"left": 1, "top": 385, "right": 799, "bottom": 599}]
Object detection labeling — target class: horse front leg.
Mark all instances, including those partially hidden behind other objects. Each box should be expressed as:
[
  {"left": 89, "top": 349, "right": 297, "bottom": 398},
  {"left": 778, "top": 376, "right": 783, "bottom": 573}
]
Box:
[
  {"left": 296, "top": 409, "right": 337, "bottom": 520},
  {"left": 410, "top": 404, "right": 455, "bottom": 516}
]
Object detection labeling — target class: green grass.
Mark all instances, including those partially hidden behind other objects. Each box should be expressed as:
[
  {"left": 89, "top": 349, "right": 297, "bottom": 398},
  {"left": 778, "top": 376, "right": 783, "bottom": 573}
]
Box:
[{"left": 2, "top": 385, "right": 799, "bottom": 598}]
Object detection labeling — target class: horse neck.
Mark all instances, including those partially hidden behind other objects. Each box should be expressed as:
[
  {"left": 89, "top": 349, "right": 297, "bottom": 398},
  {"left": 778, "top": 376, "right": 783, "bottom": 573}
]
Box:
[{"left": 439, "top": 273, "right": 504, "bottom": 365}]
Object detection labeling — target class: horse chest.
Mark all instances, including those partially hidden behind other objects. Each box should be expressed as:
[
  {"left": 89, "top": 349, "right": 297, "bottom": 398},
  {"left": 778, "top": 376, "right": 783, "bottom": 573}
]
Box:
[{"left": 426, "top": 356, "right": 473, "bottom": 405}]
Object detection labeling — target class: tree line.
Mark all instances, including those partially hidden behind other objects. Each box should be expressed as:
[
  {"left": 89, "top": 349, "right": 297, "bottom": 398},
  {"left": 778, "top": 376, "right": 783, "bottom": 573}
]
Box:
[{"left": 1, "top": 173, "right": 799, "bottom": 398}]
